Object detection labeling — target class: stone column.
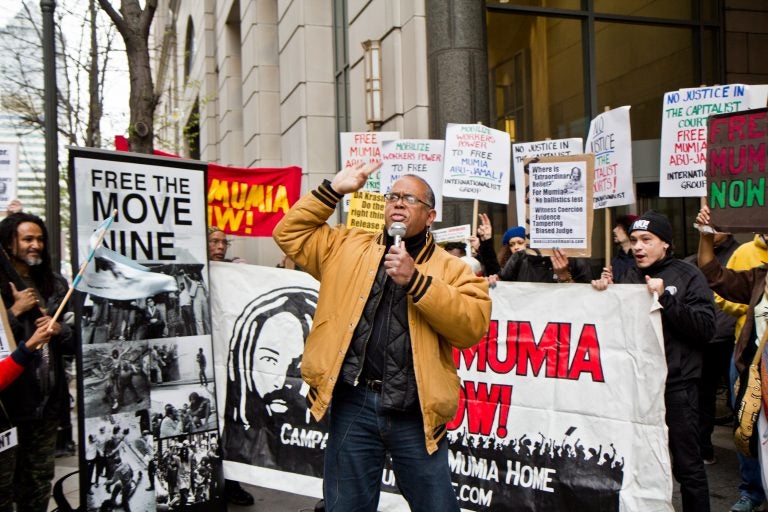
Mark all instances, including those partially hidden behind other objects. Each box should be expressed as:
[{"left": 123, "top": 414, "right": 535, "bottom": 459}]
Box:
[
  {"left": 426, "top": 0, "right": 492, "bottom": 227},
  {"left": 426, "top": 0, "right": 490, "bottom": 139}
]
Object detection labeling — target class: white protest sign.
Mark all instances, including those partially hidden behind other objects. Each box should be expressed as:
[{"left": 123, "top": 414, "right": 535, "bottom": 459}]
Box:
[
  {"left": 431, "top": 224, "right": 471, "bottom": 244},
  {"left": 528, "top": 160, "right": 590, "bottom": 252},
  {"left": 380, "top": 139, "right": 444, "bottom": 221},
  {"left": 512, "top": 138, "right": 582, "bottom": 226},
  {"left": 585, "top": 106, "right": 634, "bottom": 209},
  {"left": 442, "top": 124, "right": 511, "bottom": 204},
  {"left": 340, "top": 132, "right": 399, "bottom": 210},
  {"left": 659, "top": 84, "right": 753, "bottom": 197},
  {"left": 0, "top": 141, "right": 19, "bottom": 212}
]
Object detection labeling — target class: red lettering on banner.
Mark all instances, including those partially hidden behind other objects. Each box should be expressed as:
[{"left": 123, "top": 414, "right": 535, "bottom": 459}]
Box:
[
  {"left": 568, "top": 324, "right": 605, "bottom": 381},
  {"left": 455, "top": 321, "right": 604, "bottom": 382},
  {"left": 447, "top": 381, "right": 513, "bottom": 437},
  {"left": 515, "top": 322, "right": 558, "bottom": 378}
]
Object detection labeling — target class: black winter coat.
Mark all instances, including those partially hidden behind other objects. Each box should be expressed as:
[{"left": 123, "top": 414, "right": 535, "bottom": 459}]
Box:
[
  {"left": 0, "top": 273, "right": 75, "bottom": 423},
  {"left": 619, "top": 257, "right": 715, "bottom": 390}
]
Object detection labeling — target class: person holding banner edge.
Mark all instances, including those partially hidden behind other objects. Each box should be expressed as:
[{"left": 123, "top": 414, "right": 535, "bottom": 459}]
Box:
[
  {"left": 273, "top": 162, "right": 491, "bottom": 511},
  {"left": 592, "top": 210, "right": 715, "bottom": 512},
  {"left": 695, "top": 205, "right": 768, "bottom": 512},
  {"left": 0, "top": 212, "right": 75, "bottom": 512},
  {"left": 205, "top": 227, "right": 255, "bottom": 507}
]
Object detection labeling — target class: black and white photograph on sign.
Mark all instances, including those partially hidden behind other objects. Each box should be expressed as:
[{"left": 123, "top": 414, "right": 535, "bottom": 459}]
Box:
[
  {"left": 561, "top": 166, "right": 584, "bottom": 193},
  {"left": 153, "top": 431, "right": 223, "bottom": 509},
  {"left": 149, "top": 337, "right": 212, "bottom": 387},
  {"left": 84, "top": 412, "right": 155, "bottom": 512},
  {"left": 71, "top": 148, "right": 224, "bottom": 512},
  {"left": 82, "top": 341, "right": 150, "bottom": 417},
  {"left": 80, "top": 263, "right": 210, "bottom": 344},
  {"left": 152, "top": 264, "right": 211, "bottom": 338},
  {"left": 150, "top": 384, "right": 217, "bottom": 439},
  {"left": 528, "top": 161, "right": 588, "bottom": 250}
]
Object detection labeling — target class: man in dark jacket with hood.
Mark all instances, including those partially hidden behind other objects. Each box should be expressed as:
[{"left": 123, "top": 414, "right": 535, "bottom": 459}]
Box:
[{"left": 593, "top": 210, "right": 715, "bottom": 512}]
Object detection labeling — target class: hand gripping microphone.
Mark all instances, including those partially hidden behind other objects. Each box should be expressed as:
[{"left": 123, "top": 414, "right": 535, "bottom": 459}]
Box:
[{"left": 388, "top": 222, "right": 407, "bottom": 247}]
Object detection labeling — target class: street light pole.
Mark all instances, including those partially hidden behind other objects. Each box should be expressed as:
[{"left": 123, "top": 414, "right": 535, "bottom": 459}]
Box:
[{"left": 41, "top": 0, "right": 61, "bottom": 270}]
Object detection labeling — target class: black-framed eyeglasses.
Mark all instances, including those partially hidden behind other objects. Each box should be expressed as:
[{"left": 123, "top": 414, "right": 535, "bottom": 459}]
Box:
[{"left": 383, "top": 192, "right": 433, "bottom": 208}]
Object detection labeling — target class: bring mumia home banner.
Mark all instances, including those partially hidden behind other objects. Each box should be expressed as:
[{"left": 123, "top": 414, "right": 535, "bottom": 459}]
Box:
[{"left": 211, "top": 264, "right": 672, "bottom": 512}]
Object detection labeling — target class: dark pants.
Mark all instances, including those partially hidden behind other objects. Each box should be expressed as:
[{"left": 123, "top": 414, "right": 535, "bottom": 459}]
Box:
[
  {"left": 147, "top": 459, "right": 156, "bottom": 489},
  {"left": 86, "top": 458, "right": 97, "bottom": 487},
  {"left": 0, "top": 419, "right": 59, "bottom": 512},
  {"left": 323, "top": 382, "right": 458, "bottom": 512},
  {"left": 698, "top": 341, "right": 732, "bottom": 459},
  {"left": 96, "top": 453, "right": 107, "bottom": 478},
  {"left": 181, "top": 306, "right": 195, "bottom": 335},
  {"left": 666, "top": 384, "right": 710, "bottom": 512},
  {"left": 199, "top": 367, "right": 208, "bottom": 386}
]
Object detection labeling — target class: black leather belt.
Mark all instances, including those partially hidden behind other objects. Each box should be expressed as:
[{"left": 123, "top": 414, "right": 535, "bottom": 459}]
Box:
[{"left": 362, "top": 378, "right": 382, "bottom": 393}]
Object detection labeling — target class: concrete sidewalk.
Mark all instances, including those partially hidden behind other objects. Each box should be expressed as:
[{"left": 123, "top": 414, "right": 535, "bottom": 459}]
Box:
[{"left": 50, "top": 422, "right": 748, "bottom": 512}]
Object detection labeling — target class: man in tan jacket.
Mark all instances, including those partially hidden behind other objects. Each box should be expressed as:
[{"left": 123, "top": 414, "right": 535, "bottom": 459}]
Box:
[{"left": 273, "top": 162, "right": 491, "bottom": 511}]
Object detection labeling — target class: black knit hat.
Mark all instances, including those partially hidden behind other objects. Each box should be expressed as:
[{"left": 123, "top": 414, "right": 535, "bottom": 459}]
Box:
[{"left": 629, "top": 210, "right": 673, "bottom": 245}]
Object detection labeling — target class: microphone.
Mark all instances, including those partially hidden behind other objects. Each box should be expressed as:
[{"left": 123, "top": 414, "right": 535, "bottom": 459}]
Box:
[{"left": 388, "top": 222, "right": 407, "bottom": 247}]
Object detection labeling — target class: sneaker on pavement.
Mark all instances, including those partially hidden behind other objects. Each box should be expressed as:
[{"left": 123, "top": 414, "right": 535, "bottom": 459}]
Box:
[
  {"left": 731, "top": 496, "right": 761, "bottom": 512},
  {"left": 703, "top": 456, "right": 717, "bottom": 465},
  {"left": 225, "top": 481, "right": 255, "bottom": 507}
]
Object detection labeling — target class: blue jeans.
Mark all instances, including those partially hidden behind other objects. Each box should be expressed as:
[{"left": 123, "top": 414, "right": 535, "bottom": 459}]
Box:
[
  {"left": 323, "top": 382, "right": 459, "bottom": 512},
  {"left": 730, "top": 355, "right": 766, "bottom": 504}
]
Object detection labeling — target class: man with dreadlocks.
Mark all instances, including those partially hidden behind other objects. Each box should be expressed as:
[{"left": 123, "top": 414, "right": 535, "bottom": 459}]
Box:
[{"left": 0, "top": 212, "right": 75, "bottom": 512}]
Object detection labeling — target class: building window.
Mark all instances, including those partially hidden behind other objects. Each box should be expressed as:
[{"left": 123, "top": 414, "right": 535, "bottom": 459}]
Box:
[
  {"left": 184, "top": 16, "right": 195, "bottom": 84},
  {"left": 184, "top": 97, "right": 200, "bottom": 160},
  {"left": 333, "top": 0, "right": 350, "bottom": 149},
  {"left": 486, "top": 0, "right": 722, "bottom": 257},
  {"left": 362, "top": 40, "right": 383, "bottom": 128}
]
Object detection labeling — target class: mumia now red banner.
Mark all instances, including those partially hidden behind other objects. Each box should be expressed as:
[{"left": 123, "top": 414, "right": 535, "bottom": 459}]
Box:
[
  {"left": 207, "top": 163, "right": 301, "bottom": 237},
  {"left": 211, "top": 265, "right": 672, "bottom": 511}
]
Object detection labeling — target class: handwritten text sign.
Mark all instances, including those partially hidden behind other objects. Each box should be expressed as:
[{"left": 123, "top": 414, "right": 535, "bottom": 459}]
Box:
[
  {"left": 659, "top": 84, "right": 751, "bottom": 197},
  {"left": 443, "top": 124, "right": 511, "bottom": 205},
  {"left": 706, "top": 107, "right": 768, "bottom": 232},
  {"left": 381, "top": 139, "right": 444, "bottom": 221},
  {"left": 586, "top": 106, "right": 634, "bottom": 209}
]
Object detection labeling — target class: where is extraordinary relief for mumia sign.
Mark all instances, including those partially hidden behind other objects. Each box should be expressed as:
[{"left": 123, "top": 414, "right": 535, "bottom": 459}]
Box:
[
  {"left": 706, "top": 107, "right": 768, "bottom": 232},
  {"left": 524, "top": 154, "right": 595, "bottom": 258}
]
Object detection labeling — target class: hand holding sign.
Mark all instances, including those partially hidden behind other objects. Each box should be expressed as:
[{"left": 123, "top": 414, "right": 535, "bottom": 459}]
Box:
[
  {"left": 25, "top": 323, "right": 52, "bottom": 350},
  {"left": 331, "top": 162, "right": 383, "bottom": 195}
]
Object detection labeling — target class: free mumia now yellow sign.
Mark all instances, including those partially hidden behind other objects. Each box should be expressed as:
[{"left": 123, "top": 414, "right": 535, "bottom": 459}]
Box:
[{"left": 346, "top": 191, "right": 386, "bottom": 234}]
